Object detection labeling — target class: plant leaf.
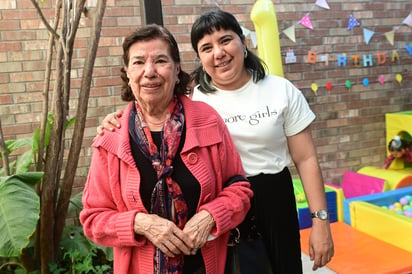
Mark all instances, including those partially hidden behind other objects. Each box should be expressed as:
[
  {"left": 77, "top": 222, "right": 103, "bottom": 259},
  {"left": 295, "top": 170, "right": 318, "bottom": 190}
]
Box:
[
  {"left": 15, "top": 150, "right": 34, "bottom": 174},
  {"left": 66, "top": 117, "right": 76, "bottom": 128},
  {"left": 0, "top": 174, "right": 41, "bottom": 257},
  {"left": 32, "top": 128, "right": 40, "bottom": 154},
  {"left": 1, "top": 172, "right": 44, "bottom": 187},
  {"left": 6, "top": 138, "right": 32, "bottom": 153},
  {"left": 68, "top": 192, "right": 83, "bottom": 216},
  {"left": 61, "top": 226, "right": 92, "bottom": 257}
]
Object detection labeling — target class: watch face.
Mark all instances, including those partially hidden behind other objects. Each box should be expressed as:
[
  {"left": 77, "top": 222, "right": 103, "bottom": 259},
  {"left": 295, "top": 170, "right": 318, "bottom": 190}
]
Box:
[
  {"left": 312, "top": 210, "right": 329, "bottom": 220},
  {"left": 319, "top": 210, "right": 328, "bottom": 220}
]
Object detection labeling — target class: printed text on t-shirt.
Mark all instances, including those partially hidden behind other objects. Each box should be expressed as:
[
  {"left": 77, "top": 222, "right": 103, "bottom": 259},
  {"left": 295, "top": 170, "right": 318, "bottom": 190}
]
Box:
[{"left": 223, "top": 106, "right": 277, "bottom": 126}]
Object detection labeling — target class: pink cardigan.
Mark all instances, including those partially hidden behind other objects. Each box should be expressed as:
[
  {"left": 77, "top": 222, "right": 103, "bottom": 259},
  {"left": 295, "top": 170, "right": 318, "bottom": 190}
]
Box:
[{"left": 80, "top": 95, "right": 252, "bottom": 274}]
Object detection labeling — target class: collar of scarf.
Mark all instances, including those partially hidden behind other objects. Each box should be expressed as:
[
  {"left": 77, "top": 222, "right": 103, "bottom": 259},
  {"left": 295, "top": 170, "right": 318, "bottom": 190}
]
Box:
[{"left": 130, "top": 96, "right": 188, "bottom": 274}]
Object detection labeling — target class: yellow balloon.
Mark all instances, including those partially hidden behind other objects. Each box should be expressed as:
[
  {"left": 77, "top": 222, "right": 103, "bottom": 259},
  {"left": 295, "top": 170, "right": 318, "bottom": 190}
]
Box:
[
  {"left": 251, "top": 0, "right": 284, "bottom": 77},
  {"left": 396, "top": 73, "right": 402, "bottom": 83},
  {"left": 311, "top": 83, "right": 318, "bottom": 93}
]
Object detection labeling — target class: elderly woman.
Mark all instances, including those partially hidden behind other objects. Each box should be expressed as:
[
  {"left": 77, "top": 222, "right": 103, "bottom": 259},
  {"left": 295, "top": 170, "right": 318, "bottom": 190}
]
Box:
[
  {"left": 80, "top": 24, "right": 252, "bottom": 274},
  {"left": 99, "top": 10, "right": 334, "bottom": 273}
]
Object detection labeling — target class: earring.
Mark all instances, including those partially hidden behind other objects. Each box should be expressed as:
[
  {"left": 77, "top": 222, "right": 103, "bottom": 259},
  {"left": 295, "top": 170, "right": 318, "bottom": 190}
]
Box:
[
  {"left": 244, "top": 50, "right": 248, "bottom": 59},
  {"left": 176, "top": 79, "right": 180, "bottom": 84}
]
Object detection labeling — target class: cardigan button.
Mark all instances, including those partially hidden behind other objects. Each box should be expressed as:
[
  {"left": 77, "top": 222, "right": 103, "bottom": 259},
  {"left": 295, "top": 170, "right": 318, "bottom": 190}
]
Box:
[{"left": 187, "top": 152, "right": 198, "bottom": 164}]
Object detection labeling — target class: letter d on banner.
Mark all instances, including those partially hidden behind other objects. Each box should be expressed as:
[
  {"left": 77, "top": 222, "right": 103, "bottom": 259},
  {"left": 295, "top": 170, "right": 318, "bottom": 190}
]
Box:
[{"left": 251, "top": 0, "right": 284, "bottom": 77}]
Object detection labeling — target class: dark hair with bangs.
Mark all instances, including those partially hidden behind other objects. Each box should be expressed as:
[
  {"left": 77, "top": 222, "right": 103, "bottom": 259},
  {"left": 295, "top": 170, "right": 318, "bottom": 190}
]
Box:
[
  {"left": 120, "top": 24, "right": 191, "bottom": 101},
  {"left": 190, "top": 9, "right": 266, "bottom": 93}
]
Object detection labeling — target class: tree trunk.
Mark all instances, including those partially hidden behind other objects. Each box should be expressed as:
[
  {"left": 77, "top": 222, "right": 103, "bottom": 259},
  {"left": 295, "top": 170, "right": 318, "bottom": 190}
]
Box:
[
  {"left": 0, "top": 120, "right": 10, "bottom": 176},
  {"left": 40, "top": 42, "right": 65, "bottom": 273},
  {"left": 25, "top": 0, "right": 107, "bottom": 272},
  {"left": 54, "top": 0, "right": 107, "bottom": 253}
]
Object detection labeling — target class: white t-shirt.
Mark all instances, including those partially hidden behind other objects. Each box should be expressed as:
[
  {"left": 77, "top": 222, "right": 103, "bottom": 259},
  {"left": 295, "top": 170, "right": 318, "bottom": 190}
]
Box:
[{"left": 192, "top": 75, "right": 315, "bottom": 177}]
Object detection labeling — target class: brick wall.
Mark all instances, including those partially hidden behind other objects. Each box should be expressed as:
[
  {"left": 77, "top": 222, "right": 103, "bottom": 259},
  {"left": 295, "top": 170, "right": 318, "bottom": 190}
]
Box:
[{"left": 1, "top": 0, "right": 411, "bottom": 190}]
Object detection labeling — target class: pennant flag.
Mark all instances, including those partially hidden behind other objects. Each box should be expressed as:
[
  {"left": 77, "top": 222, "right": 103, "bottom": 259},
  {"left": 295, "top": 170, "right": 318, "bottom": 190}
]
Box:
[
  {"left": 363, "top": 28, "right": 375, "bottom": 44},
  {"left": 241, "top": 26, "right": 251, "bottom": 37},
  {"left": 249, "top": 31, "right": 257, "bottom": 48},
  {"left": 402, "top": 12, "right": 412, "bottom": 27},
  {"left": 300, "top": 14, "right": 314, "bottom": 30},
  {"left": 347, "top": 14, "right": 360, "bottom": 30},
  {"left": 315, "top": 0, "right": 330, "bottom": 10},
  {"left": 283, "top": 25, "right": 296, "bottom": 43},
  {"left": 385, "top": 30, "right": 395, "bottom": 46}
]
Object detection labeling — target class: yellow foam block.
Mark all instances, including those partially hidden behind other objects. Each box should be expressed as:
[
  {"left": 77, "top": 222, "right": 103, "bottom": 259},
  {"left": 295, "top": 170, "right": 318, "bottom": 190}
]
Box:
[
  {"left": 300, "top": 222, "right": 412, "bottom": 274},
  {"left": 385, "top": 111, "right": 412, "bottom": 170},
  {"left": 326, "top": 171, "right": 388, "bottom": 223},
  {"left": 358, "top": 166, "right": 412, "bottom": 189},
  {"left": 350, "top": 201, "right": 412, "bottom": 252}
]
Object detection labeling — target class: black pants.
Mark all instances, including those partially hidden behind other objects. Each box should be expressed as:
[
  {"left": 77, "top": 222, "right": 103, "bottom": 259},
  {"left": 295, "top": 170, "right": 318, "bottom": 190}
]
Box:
[{"left": 247, "top": 168, "right": 302, "bottom": 274}]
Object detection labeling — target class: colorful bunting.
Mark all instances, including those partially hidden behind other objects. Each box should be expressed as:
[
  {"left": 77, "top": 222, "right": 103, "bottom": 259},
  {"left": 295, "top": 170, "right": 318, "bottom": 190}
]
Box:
[
  {"left": 241, "top": 26, "right": 251, "bottom": 37},
  {"left": 402, "top": 12, "right": 412, "bottom": 28},
  {"left": 385, "top": 30, "right": 395, "bottom": 46},
  {"left": 283, "top": 25, "right": 296, "bottom": 43},
  {"left": 347, "top": 14, "right": 360, "bottom": 30},
  {"left": 315, "top": 0, "right": 330, "bottom": 10},
  {"left": 249, "top": 31, "right": 257, "bottom": 49},
  {"left": 363, "top": 28, "right": 375, "bottom": 44},
  {"left": 275, "top": 2, "right": 408, "bottom": 51},
  {"left": 245, "top": 1, "right": 412, "bottom": 91},
  {"left": 300, "top": 13, "right": 314, "bottom": 30}
]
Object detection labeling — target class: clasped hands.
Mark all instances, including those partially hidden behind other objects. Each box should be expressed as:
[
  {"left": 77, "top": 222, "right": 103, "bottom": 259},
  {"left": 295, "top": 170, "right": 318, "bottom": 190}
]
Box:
[{"left": 134, "top": 210, "right": 215, "bottom": 257}]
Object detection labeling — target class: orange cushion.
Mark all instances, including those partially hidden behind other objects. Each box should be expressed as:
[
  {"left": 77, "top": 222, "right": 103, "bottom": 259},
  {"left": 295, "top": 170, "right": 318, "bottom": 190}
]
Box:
[{"left": 300, "top": 222, "right": 412, "bottom": 274}]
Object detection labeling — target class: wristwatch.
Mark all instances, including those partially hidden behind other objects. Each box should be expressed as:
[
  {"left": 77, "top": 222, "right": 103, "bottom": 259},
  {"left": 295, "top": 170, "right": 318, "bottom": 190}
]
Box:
[{"left": 311, "top": 209, "right": 329, "bottom": 220}]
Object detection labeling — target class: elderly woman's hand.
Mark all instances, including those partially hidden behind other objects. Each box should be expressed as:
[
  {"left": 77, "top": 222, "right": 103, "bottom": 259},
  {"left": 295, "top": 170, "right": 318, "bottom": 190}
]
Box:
[
  {"left": 183, "top": 210, "right": 215, "bottom": 255},
  {"left": 134, "top": 213, "right": 192, "bottom": 257}
]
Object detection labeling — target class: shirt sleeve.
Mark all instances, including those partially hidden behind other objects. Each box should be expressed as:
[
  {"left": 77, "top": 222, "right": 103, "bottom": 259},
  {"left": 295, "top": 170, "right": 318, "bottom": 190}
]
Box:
[{"left": 283, "top": 80, "right": 316, "bottom": 136}]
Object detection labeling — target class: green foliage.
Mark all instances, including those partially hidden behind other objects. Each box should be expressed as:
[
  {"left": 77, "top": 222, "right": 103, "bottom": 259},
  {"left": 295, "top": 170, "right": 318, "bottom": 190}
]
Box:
[
  {"left": 0, "top": 138, "right": 33, "bottom": 176},
  {"left": 47, "top": 192, "right": 113, "bottom": 273},
  {"left": 0, "top": 113, "right": 113, "bottom": 273},
  {"left": 0, "top": 112, "right": 55, "bottom": 176},
  {"left": 0, "top": 188, "right": 113, "bottom": 273},
  {"left": 49, "top": 226, "right": 113, "bottom": 274},
  {"left": 0, "top": 173, "right": 42, "bottom": 257},
  {"left": 0, "top": 113, "right": 51, "bottom": 257}
]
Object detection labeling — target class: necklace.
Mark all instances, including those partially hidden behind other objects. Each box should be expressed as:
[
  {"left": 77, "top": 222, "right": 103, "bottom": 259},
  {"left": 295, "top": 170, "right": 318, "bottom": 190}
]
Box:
[
  {"left": 146, "top": 118, "right": 166, "bottom": 126},
  {"left": 145, "top": 117, "right": 167, "bottom": 130}
]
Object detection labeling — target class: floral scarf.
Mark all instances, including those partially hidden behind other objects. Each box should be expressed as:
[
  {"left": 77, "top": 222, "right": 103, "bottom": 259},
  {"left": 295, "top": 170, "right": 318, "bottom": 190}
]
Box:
[{"left": 130, "top": 96, "right": 188, "bottom": 274}]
